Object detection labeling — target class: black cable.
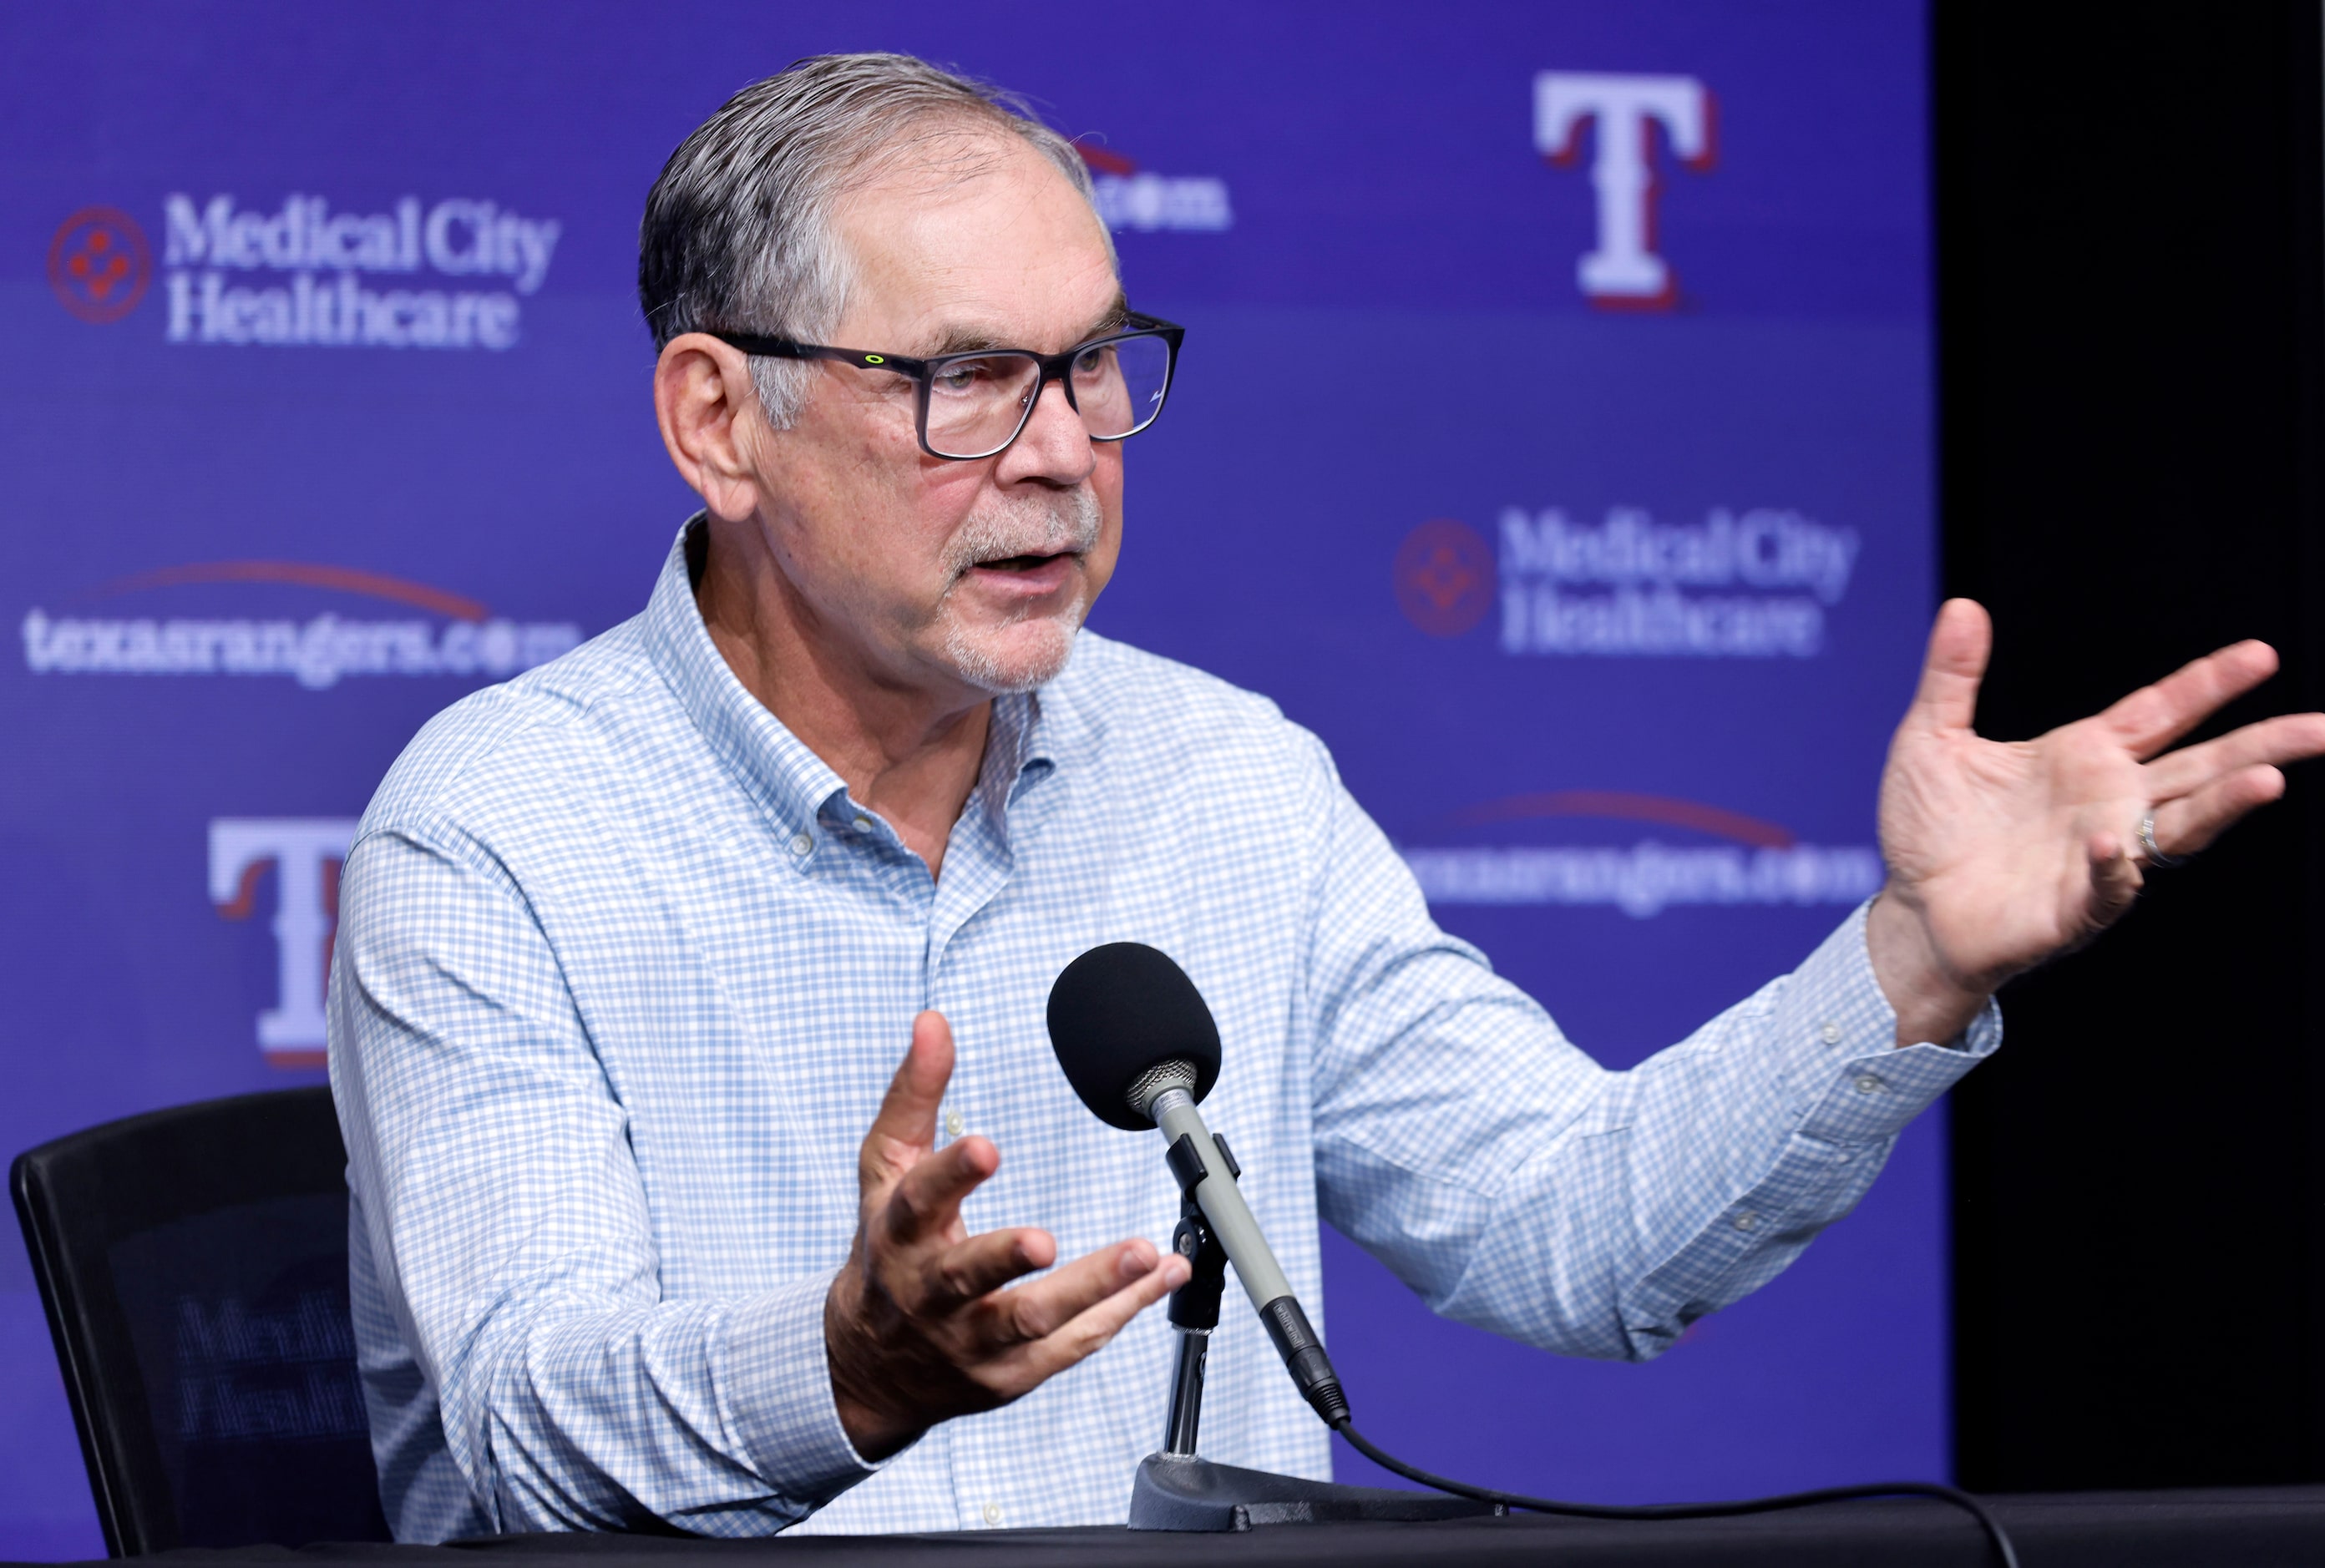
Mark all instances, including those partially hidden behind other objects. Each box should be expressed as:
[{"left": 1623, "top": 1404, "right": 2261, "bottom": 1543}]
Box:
[{"left": 1333, "top": 1418, "right": 2019, "bottom": 1568}]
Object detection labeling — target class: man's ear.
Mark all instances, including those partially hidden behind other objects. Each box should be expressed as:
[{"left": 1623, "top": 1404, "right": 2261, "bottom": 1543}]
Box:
[{"left": 654, "top": 334, "right": 767, "bottom": 522}]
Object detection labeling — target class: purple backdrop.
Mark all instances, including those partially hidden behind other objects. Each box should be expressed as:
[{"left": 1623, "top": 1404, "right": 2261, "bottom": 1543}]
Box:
[{"left": 0, "top": 2, "right": 1938, "bottom": 1555}]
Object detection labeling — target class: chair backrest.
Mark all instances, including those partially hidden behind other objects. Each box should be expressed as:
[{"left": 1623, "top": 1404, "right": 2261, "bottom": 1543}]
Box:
[{"left": 11, "top": 1086, "right": 391, "bottom": 1554}]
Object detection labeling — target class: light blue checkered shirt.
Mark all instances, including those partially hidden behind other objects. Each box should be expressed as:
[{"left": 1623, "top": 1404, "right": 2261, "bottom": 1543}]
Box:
[{"left": 328, "top": 519, "right": 1998, "bottom": 1542}]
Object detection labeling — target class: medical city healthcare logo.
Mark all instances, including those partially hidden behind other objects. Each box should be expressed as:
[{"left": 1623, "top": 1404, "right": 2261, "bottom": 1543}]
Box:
[
  {"left": 21, "top": 560, "right": 581, "bottom": 688},
  {"left": 48, "top": 206, "right": 154, "bottom": 321},
  {"left": 1501, "top": 505, "right": 1858, "bottom": 656},
  {"left": 1394, "top": 518, "right": 1497, "bottom": 636},
  {"left": 1396, "top": 506, "right": 1862, "bottom": 658},
  {"left": 1536, "top": 72, "right": 1715, "bottom": 309},
  {"left": 161, "top": 192, "right": 559, "bottom": 348},
  {"left": 45, "top": 190, "right": 564, "bottom": 346}
]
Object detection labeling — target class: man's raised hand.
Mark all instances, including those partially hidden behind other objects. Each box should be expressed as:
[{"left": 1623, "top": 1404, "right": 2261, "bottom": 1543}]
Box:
[
  {"left": 823, "top": 1011, "right": 1188, "bottom": 1459},
  {"left": 1867, "top": 599, "right": 2325, "bottom": 1047}
]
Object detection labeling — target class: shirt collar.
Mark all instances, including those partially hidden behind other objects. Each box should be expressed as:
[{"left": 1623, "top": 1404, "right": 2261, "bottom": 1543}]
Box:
[
  {"left": 642, "top": 516, "right": 1066, "bottom": 843},
  {"left": 979, "top": 668, "right": 1056, "bottom": 829}
]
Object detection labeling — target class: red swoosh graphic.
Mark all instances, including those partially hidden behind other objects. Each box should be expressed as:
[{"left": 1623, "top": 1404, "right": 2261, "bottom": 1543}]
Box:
[
  {"left": 83, "top": 561, "right": 489, "bottom": 621},
  {"left": 1076, "top": 143, "right": 1138, "bottom": 176},
  {"left": 1441, "top": 791, "right": 1797, "bottom": 849}
]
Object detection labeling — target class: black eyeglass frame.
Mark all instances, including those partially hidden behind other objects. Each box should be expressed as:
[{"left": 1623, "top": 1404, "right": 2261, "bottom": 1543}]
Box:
[{"left": 710, "top": 311, "right": 1185, "bottom": 462}]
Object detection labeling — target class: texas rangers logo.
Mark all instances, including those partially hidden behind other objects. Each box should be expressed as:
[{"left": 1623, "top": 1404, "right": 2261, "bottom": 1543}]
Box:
[{"left": 1535, "top": 73, "right": 1715, "bottom": 309}]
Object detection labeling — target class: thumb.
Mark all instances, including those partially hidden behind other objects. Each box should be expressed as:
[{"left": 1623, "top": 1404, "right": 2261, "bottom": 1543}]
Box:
[
  {"left": 1906, "top": 598, "right": 1991, "bottom": 735},
  {"left": 861, "top": 1011, "right": 954, "bottom": 1186}
]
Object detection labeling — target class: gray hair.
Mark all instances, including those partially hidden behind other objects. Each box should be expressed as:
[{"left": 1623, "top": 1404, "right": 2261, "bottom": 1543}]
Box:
[{"left": 638, "top": 53, "right": 1117, "bottom": 427}]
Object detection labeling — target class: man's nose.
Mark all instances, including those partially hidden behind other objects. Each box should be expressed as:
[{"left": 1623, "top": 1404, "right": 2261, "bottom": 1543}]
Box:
[{"left": 995, "top": 375, "right": 1097, "bottom": 484}]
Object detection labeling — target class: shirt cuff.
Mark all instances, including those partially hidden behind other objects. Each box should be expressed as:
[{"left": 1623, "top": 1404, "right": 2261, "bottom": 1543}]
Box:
[
  {"left": 1773, "top": 900, "right": 2003, "bottom": 1145},
  {"left": 720, "top": 1274, "right": 884, "bottom": 1510}
]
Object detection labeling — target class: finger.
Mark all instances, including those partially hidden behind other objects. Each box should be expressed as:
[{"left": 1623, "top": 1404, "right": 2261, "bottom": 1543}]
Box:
[
  {"left": 2154, "top": 764, "right": 2287, "bottom": 858},
  {"left": 990, "top": 1249, "right": 1190, "bottom": 1393},
  {"left": 977, "top": 1238, "right": 1169, "bottom": 1348},
  {"left": 860, "top": 1011, "right": 955, "bottom": 1184},
  {"left": 883, "top": 1134, "right": 1000, "bottom": 1242},
  {"left": 2142, "top": 711, "right": 2325, "bottom": 800},
  {"left": 2085, "top": 829, "right": 2141, "bottom": 929},
  {"left": 1902, "top": 599, "right": 1991, "bottom": 734},
  {"left": 2098, "top": 640, "right": 2278, "bottom": 759},
  {"left": 918, "top": 1226, "right": 1059, "bottom": 1314}
]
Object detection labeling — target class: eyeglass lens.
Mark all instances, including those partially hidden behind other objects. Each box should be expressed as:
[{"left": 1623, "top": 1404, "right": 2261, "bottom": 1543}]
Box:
[{"left": 924, "top": 334, "right": 1173, "bottom": 458}]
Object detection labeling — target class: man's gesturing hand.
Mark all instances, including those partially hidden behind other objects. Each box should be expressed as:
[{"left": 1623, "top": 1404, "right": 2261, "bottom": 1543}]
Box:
[
  {"left": 824, "top": 1011, "right": 1189, "bottom": 1460},
  {"left": 1868, "top": 599, "right": 2325, "bottom": 1047}
]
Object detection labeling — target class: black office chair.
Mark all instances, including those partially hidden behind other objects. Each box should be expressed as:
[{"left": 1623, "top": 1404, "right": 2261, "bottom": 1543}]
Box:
[{"left": 11, "top": 1087, "right": 393, "bottom": 1554}]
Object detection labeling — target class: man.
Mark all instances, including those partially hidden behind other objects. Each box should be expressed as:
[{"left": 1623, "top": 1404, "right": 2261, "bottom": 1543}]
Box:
[{"left": 328, "top": 53, "right": 2325, "bottom": 1540}]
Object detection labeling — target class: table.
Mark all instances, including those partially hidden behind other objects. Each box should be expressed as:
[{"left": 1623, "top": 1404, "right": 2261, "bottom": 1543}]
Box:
[{"left": 26, "top": 1487, "right": 2325, "bottom": 1568}]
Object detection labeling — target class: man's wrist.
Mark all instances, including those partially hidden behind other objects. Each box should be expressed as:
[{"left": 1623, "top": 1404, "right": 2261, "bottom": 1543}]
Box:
[
  {"left": 824, "top": 1267, "right": 909, "bottom": 1460},
  {"left": 823, "top": 1262, "right": 930, "bottom": 1462},
  {"left": 1867, "top": 887, "right": 1995, "bottom": 1047}
]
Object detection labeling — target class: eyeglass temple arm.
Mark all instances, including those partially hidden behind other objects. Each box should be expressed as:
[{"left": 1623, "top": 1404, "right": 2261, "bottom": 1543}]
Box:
[
  {"left": 710, "top": 333, "right": 929, "bottom": 374},
  {"left": 715, "top": 321, "right": 1179, "bottom": 377}
]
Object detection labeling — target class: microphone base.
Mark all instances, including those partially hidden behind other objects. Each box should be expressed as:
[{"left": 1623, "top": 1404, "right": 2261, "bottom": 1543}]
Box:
[{"left": 1127, "top": 1452, "right": 1503, "bottom": 1531}]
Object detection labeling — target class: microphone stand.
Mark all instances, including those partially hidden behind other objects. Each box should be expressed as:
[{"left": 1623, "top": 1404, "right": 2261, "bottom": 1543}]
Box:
[{"left": 1127, "top": 1136, "right": 1502, "bottom": 1531}]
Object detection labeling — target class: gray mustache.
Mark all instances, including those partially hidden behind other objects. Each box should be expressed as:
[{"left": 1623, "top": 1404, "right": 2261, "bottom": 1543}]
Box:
[{"left": 945, "top": 490, "right": 1102, "bottom": 574}]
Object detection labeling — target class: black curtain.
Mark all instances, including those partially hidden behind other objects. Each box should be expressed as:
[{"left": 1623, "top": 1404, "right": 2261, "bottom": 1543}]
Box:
[{"left": 1937, "top": 0, "right": 2325, "bottom": 1490}]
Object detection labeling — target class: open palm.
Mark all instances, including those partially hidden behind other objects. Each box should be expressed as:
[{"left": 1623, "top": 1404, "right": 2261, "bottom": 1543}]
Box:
[{"left": 1869, "top": 600, "right": 2325, "bottom": 1043}]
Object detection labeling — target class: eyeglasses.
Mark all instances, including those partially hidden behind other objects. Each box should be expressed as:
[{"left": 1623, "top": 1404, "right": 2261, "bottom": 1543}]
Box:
[{"left": 711, "top": 311, "right": 1184, "bottom": 462}]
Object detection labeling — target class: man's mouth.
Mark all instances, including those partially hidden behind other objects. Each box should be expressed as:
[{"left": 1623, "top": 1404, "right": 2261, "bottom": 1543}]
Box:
[{"left": 955, "top": 549, "right": 1084, "bottom": 604}]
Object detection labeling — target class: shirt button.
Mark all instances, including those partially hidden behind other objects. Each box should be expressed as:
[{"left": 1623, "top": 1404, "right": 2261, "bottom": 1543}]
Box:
[
  {"left": 1732, "top": 1210, "right": 1759, "bottom": 1232},
  {"left": 1854, "top": 1074, "right": 1886, "bottom": 1095},
  {"left": 853, "top": 816, "right": 874, "bottom": 833},
  {"left": 945, "top": 1110, "right": 965, "bottom": 1138},
  {"left": 788, "top": 832, "right": 813, "bottom": 856},
  {"left": 981, "top": 1501, "right": 1001, "bottom": 1525},
  {"left": 1820, "top": 1020, "right": 1842, "bottom": 1045}
]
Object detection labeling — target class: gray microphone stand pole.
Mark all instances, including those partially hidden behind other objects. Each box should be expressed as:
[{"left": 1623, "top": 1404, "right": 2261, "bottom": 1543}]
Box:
[{"left": 1126, "top": 1101, "right": 1501, "bottom": 1532}]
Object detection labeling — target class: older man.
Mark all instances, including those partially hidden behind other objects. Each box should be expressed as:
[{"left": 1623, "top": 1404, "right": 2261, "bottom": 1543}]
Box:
[{"left": 328, "top": 53, "right": 2325, "bottom": 1540}]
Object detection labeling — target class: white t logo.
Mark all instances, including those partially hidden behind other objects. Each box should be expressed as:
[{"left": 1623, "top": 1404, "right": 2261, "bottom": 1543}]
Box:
[
  {"left": 209, "top": 817, "right": 358, "bottom": 1063},
  {"left": 1534, "top": 73, "right": 1715, "bottom": 306}
]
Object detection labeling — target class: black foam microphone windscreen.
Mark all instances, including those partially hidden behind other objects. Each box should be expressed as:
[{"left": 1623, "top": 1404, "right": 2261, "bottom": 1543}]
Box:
[{"left": 1046, "top": 942, "right": 1223, "bottom": 1130}]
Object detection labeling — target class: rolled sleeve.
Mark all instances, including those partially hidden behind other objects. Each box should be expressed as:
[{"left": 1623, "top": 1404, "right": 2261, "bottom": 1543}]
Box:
[
  {"left": 1302, "top": 740, "right": 2001, "bottom": 1366},
  {"left": 332, "top": 822, "right": 879, "bottom": 1537},
  {"left": 721, "top": 1277, "right": 882, "bottom": 1505},
  {"left": 1618, "top": 905, "right": 2002, "bottom": 1354},
  {"left": 1765, "top": 899, "right": 2003, "bottom": 1141}
]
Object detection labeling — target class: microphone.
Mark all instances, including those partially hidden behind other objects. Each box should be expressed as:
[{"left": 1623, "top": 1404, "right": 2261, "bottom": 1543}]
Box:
[
  {"left": 1043, "top": 947, "right": 2024, "bottom": 1563},
  {"left": 1044, "top": 953, "right": 2024, "bottom": 1565},
  {"left": 1046, "top": 942, "right": 1350, "bottom": 1426}
]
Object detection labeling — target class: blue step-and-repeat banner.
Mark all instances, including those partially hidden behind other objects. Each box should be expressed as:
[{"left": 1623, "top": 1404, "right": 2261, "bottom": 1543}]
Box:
[{"left": 0, "top": 2, "right": 1937, "bottom": 1555}]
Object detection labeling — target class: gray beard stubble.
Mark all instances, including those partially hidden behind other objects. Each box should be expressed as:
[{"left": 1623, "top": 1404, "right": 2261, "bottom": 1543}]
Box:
[{"left": 936, "top": 486, "right": 1104, "bottom": 694}]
